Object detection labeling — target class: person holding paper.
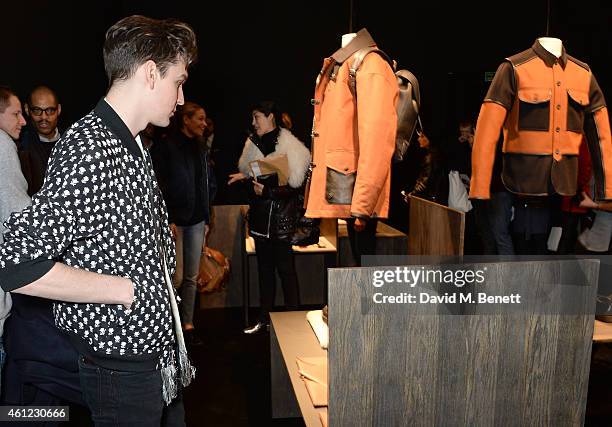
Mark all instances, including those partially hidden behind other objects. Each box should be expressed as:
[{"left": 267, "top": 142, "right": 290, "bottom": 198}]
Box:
[{"left": 228, "top": 101, "right": 311, "bottom": 334}]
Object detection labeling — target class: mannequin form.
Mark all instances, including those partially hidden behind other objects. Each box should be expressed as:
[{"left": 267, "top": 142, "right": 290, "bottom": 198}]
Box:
[
  {"left": 341, "top": 33, "right": 356, "bottom": 48},
  {"left": 307, "top": 28, "right": 397, "bottom": 243},
  {"left": 470, "top": 37, "right": 612, "bottom": 204},
  {"left": 340, "top": 31, "right": 366, "bottom": 231},
  {"left": 537, "top": 37, "right": 563, "bottom": 58}
]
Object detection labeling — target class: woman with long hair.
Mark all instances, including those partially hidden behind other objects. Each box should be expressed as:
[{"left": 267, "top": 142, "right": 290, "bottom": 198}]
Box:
[{"left": 151, "top": 101, "right": 216, "bottom": 346}]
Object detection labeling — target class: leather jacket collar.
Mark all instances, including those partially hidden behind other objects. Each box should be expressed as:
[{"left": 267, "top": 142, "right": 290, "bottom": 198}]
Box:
[
  {"left": 532, "top": 39, "right": 568, "bottom": 69},
  {"left": 331, "top": 28, "right": 377, "bottom": 64}
]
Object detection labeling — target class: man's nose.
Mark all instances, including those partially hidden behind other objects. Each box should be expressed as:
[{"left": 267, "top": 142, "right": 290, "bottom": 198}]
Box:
[{"left": 177, "top": 86, "right": 185, "bottom": 106}]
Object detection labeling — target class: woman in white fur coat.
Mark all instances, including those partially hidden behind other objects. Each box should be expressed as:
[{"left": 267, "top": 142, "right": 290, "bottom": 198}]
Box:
[{"left": 228, "top": 101, "right": 311, "bottom": 334}]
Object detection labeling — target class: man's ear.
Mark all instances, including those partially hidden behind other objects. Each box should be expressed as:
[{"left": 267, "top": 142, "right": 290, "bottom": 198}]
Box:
[
  {"left": 57, "top": 104, "right": 62, "bottom": 117},
  {"left": 143, "top": 60, "right": 158, "bottom": 89},
  {"left": 24, "top": 103, "right": 30, "bottom": 117}
]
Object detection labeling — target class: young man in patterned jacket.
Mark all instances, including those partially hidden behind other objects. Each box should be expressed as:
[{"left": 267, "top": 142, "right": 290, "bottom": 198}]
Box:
[{"left": 0, "top": 15, "right": 198, "bottom": 425}]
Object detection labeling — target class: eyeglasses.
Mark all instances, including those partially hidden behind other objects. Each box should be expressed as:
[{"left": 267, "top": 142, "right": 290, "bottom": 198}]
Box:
[{"left": 29, "top": 106, "right": 58, "bottom": 116}]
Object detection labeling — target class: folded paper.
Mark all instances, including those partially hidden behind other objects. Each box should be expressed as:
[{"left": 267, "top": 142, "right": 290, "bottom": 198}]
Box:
[
  {"left": 306, "top": 310, "right": 328, "bottom": 349},
  {"left": 249, "top": 154, "right": 289, "bottom": 186}
]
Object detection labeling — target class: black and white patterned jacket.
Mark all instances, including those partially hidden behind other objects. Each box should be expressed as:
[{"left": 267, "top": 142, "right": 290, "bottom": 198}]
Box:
[{"left": 0, "top": 99, "right": 176, "bottom": 370}]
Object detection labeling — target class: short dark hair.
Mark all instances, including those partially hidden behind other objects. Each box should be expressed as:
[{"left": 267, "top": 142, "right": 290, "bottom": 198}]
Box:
[
  {"left": 27, "top": 85, "right": 60, "bottom": 106},
  {"left": 103, "top": 15, "right": 198, "bottom": 86},
  {"left": 251, "top": 100, "right": 283, "bottom": 128},
  {"left": 0, "top": 86, "right": 17, "bottom": 114}
]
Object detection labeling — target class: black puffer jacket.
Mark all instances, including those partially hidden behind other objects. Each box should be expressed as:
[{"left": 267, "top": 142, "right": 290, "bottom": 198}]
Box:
[
  {"left": 151, "top": 130, "right": 217, "bottom": 226},
  {"left": 237, "top": 127, "right": 311, "bottom": 240}
]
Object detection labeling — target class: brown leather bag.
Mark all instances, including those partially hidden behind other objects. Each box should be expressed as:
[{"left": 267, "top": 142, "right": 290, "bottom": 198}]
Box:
[{"left": 197, "top": 247, "right": 230, "bottom": 293}]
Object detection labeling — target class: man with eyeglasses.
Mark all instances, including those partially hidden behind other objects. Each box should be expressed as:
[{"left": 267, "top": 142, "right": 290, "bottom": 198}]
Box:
[{"left": 19, "top": 85, "right": 62, "bottom": 196}]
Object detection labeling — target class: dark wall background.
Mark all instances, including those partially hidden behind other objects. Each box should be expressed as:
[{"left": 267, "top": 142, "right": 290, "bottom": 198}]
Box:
[{"left": 2, "top": 0, "right": 612, "bottom": 204}]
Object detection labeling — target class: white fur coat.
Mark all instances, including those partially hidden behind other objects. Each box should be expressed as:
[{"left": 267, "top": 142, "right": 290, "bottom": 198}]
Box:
[{"left": 238, "top": 128, "right": 311, "bottom": 188}]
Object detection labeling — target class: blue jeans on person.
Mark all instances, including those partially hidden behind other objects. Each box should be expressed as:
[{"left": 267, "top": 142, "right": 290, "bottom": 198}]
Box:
[
  {"left": 173, "top": 220, "right": 206, "bottom": 327},
  {"left": 78, "top": 355, "right": 185, "bottom": 426}
]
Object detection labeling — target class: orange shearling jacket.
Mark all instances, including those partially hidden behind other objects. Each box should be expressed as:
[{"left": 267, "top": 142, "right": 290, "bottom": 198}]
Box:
[
  {"left": 304, "top": 29, "right": 398, "bottom": 219},
  {"left": 470, "top": 39, "right": 612, "bottom": 201}
]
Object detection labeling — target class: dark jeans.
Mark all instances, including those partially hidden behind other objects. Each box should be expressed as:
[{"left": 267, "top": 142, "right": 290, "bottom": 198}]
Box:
[
  {"left": 254, "top": 238, "right": 300, "bottom": 322},
  {"left": 346, "top": 218, "right": 378, "bottom": 266},
  {"left": 78, "top": 355, "right": 185, "bottom": 427},
  {"left": 473, "top": 192, "right": 515, "bottom": 255}
]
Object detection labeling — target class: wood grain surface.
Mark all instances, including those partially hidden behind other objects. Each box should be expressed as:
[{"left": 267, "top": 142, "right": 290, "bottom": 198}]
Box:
[
  {"left": 408, "top": 195, "right": 465, "bottom": 256},
  {"left": 328, "top": 260, "right": 599, "bottom": 426}
]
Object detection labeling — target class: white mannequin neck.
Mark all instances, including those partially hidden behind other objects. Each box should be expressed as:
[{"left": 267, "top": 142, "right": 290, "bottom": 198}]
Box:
[
  {"left": 341, "top": 33, "right": 356, "bottom": 48},
  {"left": 538, "top": 37, "right": 563, "bottom": 58}
]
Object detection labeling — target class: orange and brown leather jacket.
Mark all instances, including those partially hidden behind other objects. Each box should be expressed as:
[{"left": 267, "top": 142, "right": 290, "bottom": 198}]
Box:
[
  {"left": 470, "top": 39, "right": 612, "bottom": 200},
  {"left": 304, "top": 29, "right": 398, "bottom": 219}
]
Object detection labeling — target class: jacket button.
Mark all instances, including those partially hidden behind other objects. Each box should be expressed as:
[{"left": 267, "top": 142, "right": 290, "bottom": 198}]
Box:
[
  {"left": 311, "top": 131, "right": 319, "bottom": 138},
  {"left": 344, "top": 167, "right": 349, "bottom": 172},
  {"left": 311, "top": 99, "right": 321, "bottom": 105},
  {"left": 556, "top": 104, "right": 561, "bottom": 110},
  {"left": 555, "top": 149, "right": 560, "bottom": 154},
  {"left": 555, "top": 127, "right": 560, "bottom": 132},
  {"left": 556, "top": 81, "right": 561, "bottom": 86}
]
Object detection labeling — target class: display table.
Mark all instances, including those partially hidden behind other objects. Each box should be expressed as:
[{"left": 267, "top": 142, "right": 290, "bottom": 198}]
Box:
[
  {"left": 270, "top": 262, "right": 602, "bottom": 426},
  {"left": 593, "top": 320, "right": 612, "bottom": 342},
  {"left": 245, "top": 236, "right": 336, "bottom": 254},
  {"left": 337, "top": 219, "right": 408, "bottom": 266},
  {"left": 270, "top": 311, "right": 327, "bottom": 426}
]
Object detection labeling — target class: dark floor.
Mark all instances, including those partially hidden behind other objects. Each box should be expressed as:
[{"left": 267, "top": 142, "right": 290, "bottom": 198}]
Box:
[
  {"left": 181, "top": 307, "right": 305, "bottom": 427},
  {"left": 23, "top": 307, "right": 612, "bottom": 426}
]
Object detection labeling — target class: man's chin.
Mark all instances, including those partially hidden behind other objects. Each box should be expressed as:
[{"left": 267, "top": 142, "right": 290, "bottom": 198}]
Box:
[{"left": 151, "top": 118, "right": 170, "bottom": 128}]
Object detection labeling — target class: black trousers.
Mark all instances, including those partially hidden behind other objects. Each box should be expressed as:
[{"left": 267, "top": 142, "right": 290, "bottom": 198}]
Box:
[
  {"left": 254, "top": 238, "right": 300, "bottom": 321},
  {"left": 345, "top": 218, "right": 378, "bottom": 266},
  {"left": 78, "top": 355, "right": 185, "bottom": 427}
]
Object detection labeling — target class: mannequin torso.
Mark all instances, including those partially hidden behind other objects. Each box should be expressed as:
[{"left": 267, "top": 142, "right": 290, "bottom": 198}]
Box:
[{"left": 538, "top": 37, "right": 563, "bottom": 58}]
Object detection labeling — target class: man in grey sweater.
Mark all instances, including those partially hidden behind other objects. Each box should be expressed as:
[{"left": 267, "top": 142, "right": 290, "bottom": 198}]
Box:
[{"left": 0, "top": 86, "right": 30, "bottom": 392}]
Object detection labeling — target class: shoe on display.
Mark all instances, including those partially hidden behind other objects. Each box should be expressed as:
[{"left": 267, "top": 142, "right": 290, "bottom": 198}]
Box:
[{"left": 243, "top": 321, "right": 269, "bottom": 335}]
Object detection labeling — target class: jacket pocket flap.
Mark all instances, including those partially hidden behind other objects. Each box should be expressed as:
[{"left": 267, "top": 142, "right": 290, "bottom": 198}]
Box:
[
  {"left": 567, "top": 88, "right": 589, "bottom": 106},
  {"left": 325, "top": 151, "right": 357, "bottom": 175},
  {"left": 518, "top": 88, "right": 552, "bottom": 104}
]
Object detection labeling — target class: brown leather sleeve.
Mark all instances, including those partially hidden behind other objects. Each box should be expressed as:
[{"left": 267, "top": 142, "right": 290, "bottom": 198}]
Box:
[
  {"left": 483, "top": 61, "right": 516, "bottom": 110},
  {"left": 584, "top": 107, "right": 612, "bottom": 200},
  {"left": 587, "top": 73, "right": 607, "bottom": 113},
  {"left": 469, "top": 102, "right": 508, "bottom": 199}
]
